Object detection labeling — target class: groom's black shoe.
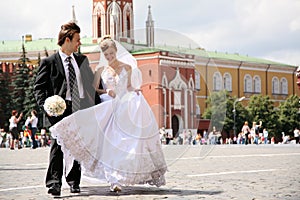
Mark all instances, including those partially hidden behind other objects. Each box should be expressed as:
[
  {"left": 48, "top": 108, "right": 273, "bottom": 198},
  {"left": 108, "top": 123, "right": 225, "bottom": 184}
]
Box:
[
  {"left": 48, "top": 184, "right": 61, "bottom": 196},
  {"left": 70, "top": 185, "right": 80, "bottom": 193}
]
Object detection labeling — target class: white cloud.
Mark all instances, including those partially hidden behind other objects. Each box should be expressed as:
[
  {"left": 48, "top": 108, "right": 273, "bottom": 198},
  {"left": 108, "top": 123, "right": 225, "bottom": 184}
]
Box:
[
  {"left": 0, "top": 0, "right": 299, "bottom": 66},
  {"left": 290, "top": 17, "right": 300, "bottom": 32},
  {"left": 264, "top": 50, "right": 300, "bottom": 66}
]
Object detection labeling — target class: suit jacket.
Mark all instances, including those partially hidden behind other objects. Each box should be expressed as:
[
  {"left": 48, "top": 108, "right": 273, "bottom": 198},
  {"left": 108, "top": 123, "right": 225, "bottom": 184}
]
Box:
[{"left": 34, "top": 52, "right": 100, "bottom": 125}]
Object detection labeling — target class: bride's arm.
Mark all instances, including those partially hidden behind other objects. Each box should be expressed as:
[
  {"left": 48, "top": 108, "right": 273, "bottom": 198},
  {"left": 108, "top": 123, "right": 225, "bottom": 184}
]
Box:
[
  {"left": 94, "top": 66, "right": 107, "bottom": 95},
  {"left": 125, "top": 65, "right": 141, "bottom": 94}
]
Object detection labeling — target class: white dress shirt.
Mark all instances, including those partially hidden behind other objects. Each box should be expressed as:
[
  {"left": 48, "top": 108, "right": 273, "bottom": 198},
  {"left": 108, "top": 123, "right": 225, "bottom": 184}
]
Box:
[
  {"left": 59, "top": 50, "right": 84, "bottom": 100},
  {"left": 30, "top": 116, "right": 38, "bottom": 128}
]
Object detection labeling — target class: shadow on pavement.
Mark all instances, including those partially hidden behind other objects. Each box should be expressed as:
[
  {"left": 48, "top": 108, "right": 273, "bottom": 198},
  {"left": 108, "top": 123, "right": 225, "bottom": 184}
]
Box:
[
  {"left": 54, "top": 185, "right": 223, "bottom": 198},
  {"left": 0, "top": 167, "right": 46, "bottom": 171}
]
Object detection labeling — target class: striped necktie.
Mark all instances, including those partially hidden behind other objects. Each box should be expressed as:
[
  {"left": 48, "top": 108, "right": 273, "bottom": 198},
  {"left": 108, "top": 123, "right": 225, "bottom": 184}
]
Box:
[{"left": 66, "top": 56, "right": 80, "bottom": 112}]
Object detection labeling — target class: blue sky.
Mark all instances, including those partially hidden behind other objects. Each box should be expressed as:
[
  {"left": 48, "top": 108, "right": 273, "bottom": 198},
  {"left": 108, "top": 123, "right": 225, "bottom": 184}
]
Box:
[{"left": 1, "top": 0, "right": 300, "bottom": 66}]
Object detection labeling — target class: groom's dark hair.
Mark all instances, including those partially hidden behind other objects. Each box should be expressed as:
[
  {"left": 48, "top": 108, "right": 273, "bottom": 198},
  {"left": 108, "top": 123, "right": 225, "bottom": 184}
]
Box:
[{"left": 57, "top": 22, "right": 81, "bottom": 46}]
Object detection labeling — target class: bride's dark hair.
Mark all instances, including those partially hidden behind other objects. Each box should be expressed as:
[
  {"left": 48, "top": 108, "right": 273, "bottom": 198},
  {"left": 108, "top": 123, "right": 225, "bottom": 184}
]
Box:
[{"left": 100, "top": 35, "right": 117, "bottom": 52}]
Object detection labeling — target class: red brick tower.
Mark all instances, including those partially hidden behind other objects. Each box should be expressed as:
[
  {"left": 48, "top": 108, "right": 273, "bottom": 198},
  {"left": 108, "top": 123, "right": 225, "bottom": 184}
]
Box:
[
  {"left": 92, "top": 0, "right": 134, "bottom": 43},
  {"left": 296, "top": 66, "right": 300, "bottom": 90}
]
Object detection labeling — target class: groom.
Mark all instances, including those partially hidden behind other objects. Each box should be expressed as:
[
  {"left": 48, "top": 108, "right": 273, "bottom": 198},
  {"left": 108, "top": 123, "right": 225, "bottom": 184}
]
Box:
[{"left": 34, "top": 22, "right": 101, "bottom": 196}]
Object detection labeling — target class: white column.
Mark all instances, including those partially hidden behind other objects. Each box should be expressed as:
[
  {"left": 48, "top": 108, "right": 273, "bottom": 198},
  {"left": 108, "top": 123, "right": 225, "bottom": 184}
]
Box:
[
  {"left": 184, "top": 89, "right": 188, "bottom": 129},
  {"left": 92, "top": 14, "right": 97, "bottom": 38},
  {"left": 169, "top": 89, "right": 172, "bottom": 128},
  {"left": 163, "top": 88, "right": 167, "bottom": 127}
]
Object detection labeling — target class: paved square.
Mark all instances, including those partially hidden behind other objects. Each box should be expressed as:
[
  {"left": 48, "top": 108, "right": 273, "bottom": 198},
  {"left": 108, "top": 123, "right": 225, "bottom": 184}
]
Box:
[{"left": 0, "top": 144, "right": 299, "bottom": 199}]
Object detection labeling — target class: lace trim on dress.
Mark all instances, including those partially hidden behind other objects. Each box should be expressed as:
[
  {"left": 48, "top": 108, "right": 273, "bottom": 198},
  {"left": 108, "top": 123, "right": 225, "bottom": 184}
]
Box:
[{"left": 51, "top": 115, "right": 167, "bottom": 187}]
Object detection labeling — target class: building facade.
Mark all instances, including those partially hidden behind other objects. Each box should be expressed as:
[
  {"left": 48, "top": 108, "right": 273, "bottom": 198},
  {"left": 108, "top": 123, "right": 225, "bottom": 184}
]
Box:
[{"left": 0, "top": 0, "right": 299, "bottom": 137}]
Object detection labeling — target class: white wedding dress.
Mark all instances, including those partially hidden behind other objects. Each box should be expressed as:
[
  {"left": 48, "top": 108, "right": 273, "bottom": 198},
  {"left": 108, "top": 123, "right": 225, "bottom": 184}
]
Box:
[{"left": 50, "top": 66, "right": 167, "bottom": 187}]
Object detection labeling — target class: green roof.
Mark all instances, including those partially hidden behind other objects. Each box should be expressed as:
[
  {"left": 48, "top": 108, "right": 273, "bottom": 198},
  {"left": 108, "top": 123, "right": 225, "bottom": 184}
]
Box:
[
  {"left": 0, "top": 38, "right": 58, "bottom": 52},
  {"left": 0, "top": 37, "right": 296, "bottom": 68},
  {"left": 131, "top": 44, "right": 295, "bottom": 67},
  {"left": 0, "top": 37, "right": 94, "bottom": 53}
]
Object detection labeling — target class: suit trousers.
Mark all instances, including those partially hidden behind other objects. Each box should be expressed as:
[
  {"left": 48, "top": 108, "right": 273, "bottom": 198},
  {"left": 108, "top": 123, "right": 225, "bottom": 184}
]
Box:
[{"left": 45, "top": 102, "right": 81, "bottom": 188}]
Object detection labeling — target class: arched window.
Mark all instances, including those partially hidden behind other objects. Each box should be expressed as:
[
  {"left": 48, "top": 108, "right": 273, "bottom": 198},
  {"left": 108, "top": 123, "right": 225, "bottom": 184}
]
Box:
[
  {"left": 108, "top": 1, "right": 121, "bottom": 39},
  {"left": 280, "top": 77, "right": 288, "bottom": 94},
  {"left": 272, "top": 77, "right": 279, "bottom": 94},
  {"left": 244, "top": 74, "right": 252, "bottom": 93},
  {"left": 126, "top": 15, "right": 130, "bottom": 37},
  {"left": 162, "top": 72, "right": 168, "bottom": 88},
  {"left": 93, "top": 2, "right": 105, "bottom": 39},
  {"left": 123, "top": 3, "right": 133, "bottom": 38},
  {"left": 213, "top": 72, "right": 222, "bottom": 91},
  {"left": 195, "top": 70, "right": 200, "bottom": 90},
  {"left": 97, "top": 16, "right": 102, "bottom": 38},
  {"left": 188, "top": 75, "right": 195, "bottom": 90},
  {"left": 223, "top": 73, "right": 232, "bottom": 92},
  {"left": 253, "top": 76, "right": 261, "bottom": 93}
]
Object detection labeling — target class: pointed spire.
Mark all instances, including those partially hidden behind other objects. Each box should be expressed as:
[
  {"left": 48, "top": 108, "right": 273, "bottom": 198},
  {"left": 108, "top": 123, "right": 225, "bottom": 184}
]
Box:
[
  {"left": 71, "top": 5, "right": 78, "bottom": 24},
  {"left": 146, "top": 5, "right": 154, "bottom": 47},
  {"left": 147, "top": 5, "right": 153, "bottom": 22}
]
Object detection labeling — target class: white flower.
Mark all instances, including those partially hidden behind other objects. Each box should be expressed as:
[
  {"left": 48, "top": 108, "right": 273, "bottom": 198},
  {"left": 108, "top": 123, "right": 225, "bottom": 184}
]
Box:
[{"left": 43, "top": 95, "right": 66, "bottom": 117}]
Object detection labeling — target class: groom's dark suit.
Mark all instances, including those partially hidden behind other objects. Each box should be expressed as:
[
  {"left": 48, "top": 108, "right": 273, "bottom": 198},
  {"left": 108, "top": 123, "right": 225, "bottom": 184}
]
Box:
[{"left": 34, "top": 52, "right": 100, "bottom": 189}]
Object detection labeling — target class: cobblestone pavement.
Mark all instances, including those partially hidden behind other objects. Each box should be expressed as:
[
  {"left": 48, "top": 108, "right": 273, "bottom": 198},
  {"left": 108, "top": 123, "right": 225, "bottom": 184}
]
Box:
[{"left": 0, "top": 144, "right": 299, "bottom": 200}]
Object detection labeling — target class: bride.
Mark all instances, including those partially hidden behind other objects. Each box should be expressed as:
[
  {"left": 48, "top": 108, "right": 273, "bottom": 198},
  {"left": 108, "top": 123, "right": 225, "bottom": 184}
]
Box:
[{"left": 50, "top": 36, "right": 167, "bottom": 192}]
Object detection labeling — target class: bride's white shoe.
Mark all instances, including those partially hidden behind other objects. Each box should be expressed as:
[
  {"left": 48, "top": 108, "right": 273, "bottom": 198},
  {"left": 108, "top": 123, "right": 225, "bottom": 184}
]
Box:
[{"left": 110, "top": 183, "right": 122, "bottom": 192}]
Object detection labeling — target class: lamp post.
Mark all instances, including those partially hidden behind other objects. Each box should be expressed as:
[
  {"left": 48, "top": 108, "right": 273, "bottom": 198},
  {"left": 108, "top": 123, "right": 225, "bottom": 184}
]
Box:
[{"left": 233, "top": 96, "right": 245, "bottom": 138}]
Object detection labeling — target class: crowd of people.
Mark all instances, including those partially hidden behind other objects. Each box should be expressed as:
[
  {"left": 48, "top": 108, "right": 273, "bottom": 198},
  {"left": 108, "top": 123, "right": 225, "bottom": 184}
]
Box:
[
  {"left": 2, "top": 117, "right": 298, "bottom": 150},
  {"left": 159, "top": 123, "right": 300, "bottom": 146},
  {"left": 0, "top": 109, "right": 50, "bottom": 149},
  {"left": 160, "top": 127, "right": 223, "bottom": 145}
]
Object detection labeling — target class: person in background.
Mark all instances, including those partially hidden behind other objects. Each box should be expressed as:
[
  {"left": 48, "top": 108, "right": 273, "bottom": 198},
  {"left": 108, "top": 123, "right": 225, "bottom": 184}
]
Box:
[
  {"left": 203, "top": 130, "right": 208, "bottom": 144},
  {"left": 241, "top": 121, "right": 251, "bottom": 145},
  {"left": 29, "top": 110, "right": 38, "bottom": 149},
  {"left": 195, "top": 132, "right": 202, "bottom": 145},
  {"left": 237, "top": 132, "right": 242, "bottom": 144},
  {"left": 23, "top": 126, "right": 31, "bottom": 147},
  {"left": 251, "top": 121, "right": 262, "bottom": 145},
  {"left": 294, "top": 128, "right": 299, "bottom": 144},
  {"left": 8, "top": 110, "right": 23, "bottom": 150},
  {"left": 24, "top": 116, "right": 31, "bottom": 129},
  {"left": 0, "top": 128, "right": 4, "bottom": 147},
  {"left": 209, "top": 126, "right": 217, "bottom": 145},
  {"left": 263, "top": 128, "right": 269, "bottom": 144}
]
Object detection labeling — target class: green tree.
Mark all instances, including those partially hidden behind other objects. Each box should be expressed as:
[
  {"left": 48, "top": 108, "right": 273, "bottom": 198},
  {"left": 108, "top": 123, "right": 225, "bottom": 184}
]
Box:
[
  {"left": 202, "top": 91, "right": 298, "bottom": 143},
  {"left": 277, "top": 95, "right": 300, "bottom": 137},
  {"left": 0, "top": 66, "right": 12, "bottom": 130},
  {"left": 247, "top": 94, "right": 277, "bottom": 137},
  {"left": 203, "top": 91, "right": 248, "bottom": 137},
  {"left": 202, "top": 90, "right": 228, "bottom": 132},
  {"left": 223, "top": 97, "right": 234, "bottom": 136},
  {"left": 9, "top": 44, "right": 30, "bottom": 126},
  {"left": 23, "top": 66, "right": 41, "bottom": 119},
  {"left": 227, "top": 97, "right": 249, "bottom": 137}
]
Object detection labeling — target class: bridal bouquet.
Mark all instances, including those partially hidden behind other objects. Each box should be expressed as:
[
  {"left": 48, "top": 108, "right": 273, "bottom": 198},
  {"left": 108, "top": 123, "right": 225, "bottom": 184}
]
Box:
[{"left": 43, "top": 95, "right": 66, "bottom": 116}]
